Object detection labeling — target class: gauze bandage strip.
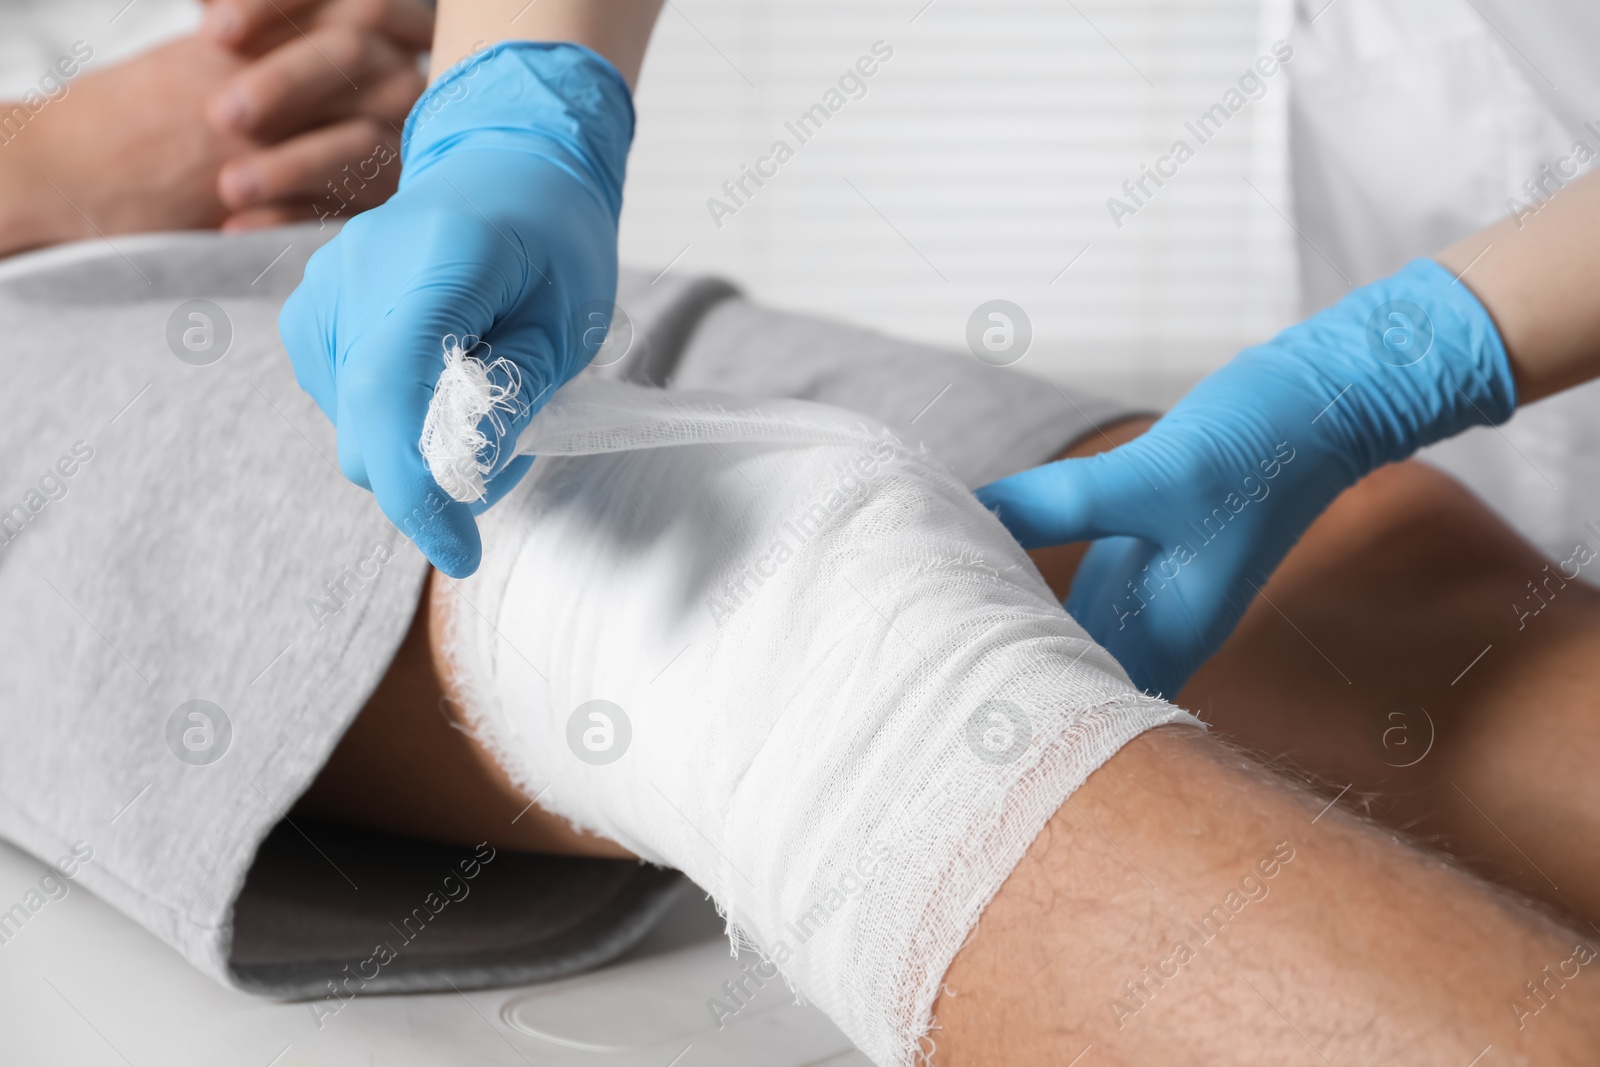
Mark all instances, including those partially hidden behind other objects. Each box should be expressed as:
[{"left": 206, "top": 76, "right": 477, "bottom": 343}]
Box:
[{"left": 437, "top": 375, "right": 1197, "bottom": 1066}]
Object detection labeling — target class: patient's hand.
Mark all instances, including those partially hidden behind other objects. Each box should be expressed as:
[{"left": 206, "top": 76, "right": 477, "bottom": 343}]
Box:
[
  {"left": 0, "top": 0, "right": 430, "bottom": 256},
  {"left": 198, "top": 0, "right": 431, "bottom": 230},
  {"left": 0, "top": 36, "right": 259, "bottom": 255}
]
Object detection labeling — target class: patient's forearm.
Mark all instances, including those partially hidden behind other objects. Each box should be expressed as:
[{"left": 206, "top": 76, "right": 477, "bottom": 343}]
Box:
[
  {"left": 0, "top": 130, "right": 75, "bottom": 257},
  {"left": 432, "top": 0, "right": 665, "bottom": 86},
  {"left": 1437, "top": 169, "right": 1600, "bottom": 405}
]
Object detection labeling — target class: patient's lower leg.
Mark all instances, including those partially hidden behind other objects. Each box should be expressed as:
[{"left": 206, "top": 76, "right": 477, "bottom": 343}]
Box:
[
  {"left": 300, "top": 406, "right": 1600, "bottom": 1064},
  {"left": 932, "top": 725, "right": 1600, "bottom": 1066},
  {"left": 1182, "top": 457, "right": 1600, "bottom": 925}
]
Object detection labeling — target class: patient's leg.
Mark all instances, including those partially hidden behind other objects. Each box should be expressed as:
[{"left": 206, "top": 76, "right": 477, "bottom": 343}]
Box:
[
  {"left": 298, "top": 415, "right": 1600, "bottom": 1063},
  {"left": 303, "top": 415, "right": 1600, "bottom": 927},
  {"left": 932, "top": 724, "right": 1600, "bottom": 1066},
  {"left": 293, "top": 570, "right": 632, "bottom": 857},
  {"left": 1180, "top": 458, "right": 1600, "bottom": 925},
  {"left": 1028, "top": 420, "right": 1600, "bottom": 926}
]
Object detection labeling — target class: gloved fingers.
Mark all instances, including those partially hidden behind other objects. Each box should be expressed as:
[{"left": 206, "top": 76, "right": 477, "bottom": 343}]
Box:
[
  {"left": 335, "top": 388, "right": 372, "bottom": 490},
  {"left": 472, "top": 323, "right": 563, "bottom": 484},
  {"left": 340, "top": 342, "right": 483, "bottom": 575},
  {"left": 472, "top": 454, "right": 537, "bottom": 515},
  {"left": 1065, "top": 535, "right": 1205, "bottom": 698},
  {"left": 217, "top": 117, "right": 400, "bottom": 214},
  {"left": 1172, "top": 526, "right": 1298, "bottom": 654},
  {"left": 340, "top": 305, "right": 486, "bottom": 576},
  {"left": 277, "top": 265, "right": 339, "bottom": 423},
  {"left": 1070, "top": 522, "right": 1292, "bottom": 698},
  {"left": 975, "top": 447, "right": 1171, "bottom": 549},
  {"left": 1063, "top": 535, "right": 1156, "bottom": 635}
]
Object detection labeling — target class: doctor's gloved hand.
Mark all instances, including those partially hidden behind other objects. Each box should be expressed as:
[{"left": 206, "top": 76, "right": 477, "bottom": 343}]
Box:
[
  {"left": 279, "top": 41, "right": 635, "bottom": 578},
  {"left": 977, "top": 259, "right": 1517, "bottom": 698}
]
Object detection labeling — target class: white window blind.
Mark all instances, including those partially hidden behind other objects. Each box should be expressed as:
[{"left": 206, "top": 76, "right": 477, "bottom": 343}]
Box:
[{"left": 621, "top": 0, "right": 1298, "bottom": 390}]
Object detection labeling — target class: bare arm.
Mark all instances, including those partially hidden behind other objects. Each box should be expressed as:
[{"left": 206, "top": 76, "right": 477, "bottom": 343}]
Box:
[
  {"left": 431, "top": 0, "right": 666, "bottom": 87},
  {"left": 0, "top": 38, "right": 257, "bottom": 258},
  {"left": 1437, "top": 169, "right": 1600, "bottom": 405},
  {"left": 0, "top": 136, "right": 66, "bottom": 255}
]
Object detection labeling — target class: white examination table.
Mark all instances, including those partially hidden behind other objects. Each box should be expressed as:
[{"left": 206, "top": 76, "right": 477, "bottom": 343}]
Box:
[{"left": 0, "top": 840, "right": 871, "bottom": 1066}]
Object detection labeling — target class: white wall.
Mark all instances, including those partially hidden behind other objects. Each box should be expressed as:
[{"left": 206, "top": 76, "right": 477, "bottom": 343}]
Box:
[{"left": 621, "top": 0, "right": 1298, "bottom": 393}]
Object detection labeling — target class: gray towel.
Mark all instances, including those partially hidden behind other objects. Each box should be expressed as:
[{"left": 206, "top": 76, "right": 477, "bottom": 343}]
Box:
[{"left": 0, "top": 224, "right": 1137, "bottom": 1000}]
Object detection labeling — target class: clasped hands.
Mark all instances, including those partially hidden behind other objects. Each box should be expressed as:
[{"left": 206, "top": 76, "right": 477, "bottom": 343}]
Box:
[{"left": 0, "top": 0, "right": 433, "bottom": 256}]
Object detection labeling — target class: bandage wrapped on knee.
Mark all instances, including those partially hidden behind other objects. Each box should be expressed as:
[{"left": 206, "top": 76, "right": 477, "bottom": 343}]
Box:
[{"left": 440, "top": 377, "right": 1194, "bottom": 1065}]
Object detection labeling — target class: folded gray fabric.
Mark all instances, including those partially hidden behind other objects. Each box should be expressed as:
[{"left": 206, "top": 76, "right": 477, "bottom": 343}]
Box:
[
  {"left": 0, "top": 226, "right": 683, "bottom": 999},
  {"left": 0, "top": 224, "right": 1138, "bottom": 1001}
]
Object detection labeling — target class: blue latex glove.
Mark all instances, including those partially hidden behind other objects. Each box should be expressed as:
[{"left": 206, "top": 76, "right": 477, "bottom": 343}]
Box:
[
  {"left": 278, "top": 41, "right": 634, "bottom": 577},
  {"left": 976, "top": 259, "right": 1517, "bottom": 698}
]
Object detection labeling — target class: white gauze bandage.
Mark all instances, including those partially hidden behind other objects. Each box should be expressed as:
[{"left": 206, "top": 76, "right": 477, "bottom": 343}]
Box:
[{"left": 435, "top": 374, "right": 1197, "bottom": 1066}]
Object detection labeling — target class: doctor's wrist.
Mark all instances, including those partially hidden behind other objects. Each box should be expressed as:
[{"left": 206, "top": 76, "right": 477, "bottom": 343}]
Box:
[
  {"left": 430, "top": 0, "right": 663, "bottom": 89},
  {"left": 1276, "top": 258, "right": 1517, "bottom": 475},
  {"left": 400, "top": 41, "right": 635, "bottom": 214}
]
